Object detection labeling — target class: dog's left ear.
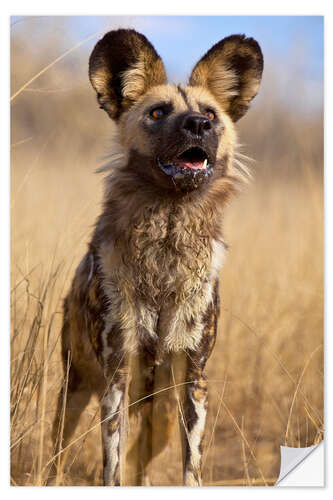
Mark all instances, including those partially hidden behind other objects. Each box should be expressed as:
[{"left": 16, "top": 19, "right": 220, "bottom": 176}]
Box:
[
  {"left": 89, "top": 29, "right": 167, "bottom": 120},
  {"left": 189, "top": 34, "right": 263, "bottom": 122}
]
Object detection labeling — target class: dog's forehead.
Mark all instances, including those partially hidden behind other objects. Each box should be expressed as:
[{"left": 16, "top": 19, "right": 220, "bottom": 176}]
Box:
[
  {"left": 139, "top": 84, "right": 186, "bottom": 109},
  {"left": 183, "top": 85, "right": 220, "bottom": 108},
  {"left": 140, "top": 84, "right": 220, "bottom": 112}
]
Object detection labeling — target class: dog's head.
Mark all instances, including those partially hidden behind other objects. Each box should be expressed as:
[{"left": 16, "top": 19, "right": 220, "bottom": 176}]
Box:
[{"left": 89, "top": 29, "right": 263, "bottom": 193}]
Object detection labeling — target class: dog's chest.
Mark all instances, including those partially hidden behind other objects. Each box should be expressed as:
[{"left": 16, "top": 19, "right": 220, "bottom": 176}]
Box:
[
  {"left": 100, "top": 202, "right": 225, "bottom": 354},
  {"left": 127, "top": 204, "right": 216, "bottom": 306}
]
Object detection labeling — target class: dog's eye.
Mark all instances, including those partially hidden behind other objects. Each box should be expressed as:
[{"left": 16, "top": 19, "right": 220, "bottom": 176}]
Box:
[
  {"left": 151, "top": 108, "right": 165, "bottom": 119},
  {"left": 205, "top": 110, "right": 216, "bottom": 121}
]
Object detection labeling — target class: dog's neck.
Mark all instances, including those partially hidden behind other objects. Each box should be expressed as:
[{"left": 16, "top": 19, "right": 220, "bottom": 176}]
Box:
[{"left": 93, "top": 164, "right": 231, "bottom": 248}]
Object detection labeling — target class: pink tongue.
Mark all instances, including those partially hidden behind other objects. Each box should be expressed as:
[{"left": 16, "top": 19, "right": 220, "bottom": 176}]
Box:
[{"left": 175, "top": 160, "right": 205, "bottom": 170}]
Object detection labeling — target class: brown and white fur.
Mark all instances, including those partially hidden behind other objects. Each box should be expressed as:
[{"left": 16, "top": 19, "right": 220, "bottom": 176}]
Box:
[{"left": 51, "top": 29, "right": 263, "bottom": 486}]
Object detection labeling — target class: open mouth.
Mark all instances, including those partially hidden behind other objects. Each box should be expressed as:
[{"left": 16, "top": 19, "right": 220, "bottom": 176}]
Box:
[
  {"left": 174, "top": 147, "right": 209, "bottom": 170},
  {"left": 158, "top": 147, "right": 212, "bottom": 180}
]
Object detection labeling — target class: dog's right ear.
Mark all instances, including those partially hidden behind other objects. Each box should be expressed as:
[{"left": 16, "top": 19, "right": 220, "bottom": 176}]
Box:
[{"left": 89, "top": 29, "right": 167, "bottom": 120}]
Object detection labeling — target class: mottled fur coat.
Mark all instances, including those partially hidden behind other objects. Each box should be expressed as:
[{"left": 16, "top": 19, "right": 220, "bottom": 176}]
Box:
[{"left": 51, "top": 29, "right": 263, "bottom": 486}]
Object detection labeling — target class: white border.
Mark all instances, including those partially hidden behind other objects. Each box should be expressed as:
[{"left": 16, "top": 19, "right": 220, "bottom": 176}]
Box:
[
  {"left": 2, "top": 1, "right": 330, "bottom": 498},
  {"left": 5, "top": 0, "right": 331, "bottom": 15}
]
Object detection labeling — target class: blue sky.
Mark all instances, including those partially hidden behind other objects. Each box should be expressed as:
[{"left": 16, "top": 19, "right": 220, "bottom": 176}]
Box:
[
  {"left": 63, "top": 16, "right": 323, "bottom": 81},
  {"left": 12, "top": 16, "right": 324, "bottom": 111}
]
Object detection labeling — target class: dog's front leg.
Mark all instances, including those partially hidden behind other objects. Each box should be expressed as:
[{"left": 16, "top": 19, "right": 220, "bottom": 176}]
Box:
[
  {"left": 101, "top": 364, "right": 129, "bottom": 486},
  {"left": 101, "top": 344, "right": 129, "bottom": 486},
  {"left": 101, "top": 377, "right": 128, "bottom": 485},
  {"left": 181, "top": 360, "right": 208, "bottom": 487},
  {"left": 180, "top": 283, "right": 219, "bottom": 486}
]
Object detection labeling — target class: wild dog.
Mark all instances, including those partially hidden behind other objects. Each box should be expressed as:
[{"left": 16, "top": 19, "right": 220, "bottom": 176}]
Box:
[{"left": 51, "top": 29, "right": 263, "bottom": 486}]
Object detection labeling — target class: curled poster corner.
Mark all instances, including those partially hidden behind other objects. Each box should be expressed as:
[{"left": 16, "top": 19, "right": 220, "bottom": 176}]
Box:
[{"left": 275, "top": 441, "right": 324, "bottom": 486}]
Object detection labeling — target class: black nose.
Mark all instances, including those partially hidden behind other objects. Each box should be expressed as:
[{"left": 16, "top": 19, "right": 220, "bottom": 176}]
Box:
[{"left": 182, "top": 114, "right": 212, "bottom": 136}]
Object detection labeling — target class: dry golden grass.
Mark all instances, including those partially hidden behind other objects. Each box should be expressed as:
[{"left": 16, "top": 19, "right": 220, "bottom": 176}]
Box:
[{"left": 10, "top": 26, "right": 323, "bottom": 486}]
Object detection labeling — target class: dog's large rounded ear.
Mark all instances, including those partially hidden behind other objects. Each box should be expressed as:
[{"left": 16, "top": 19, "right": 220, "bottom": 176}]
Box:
[
  {"left": 89, "top": 29, "right": 167, "bottom": 120},
  {"left": 189, "top": 34, "right": 263, "bottom": 122}
]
